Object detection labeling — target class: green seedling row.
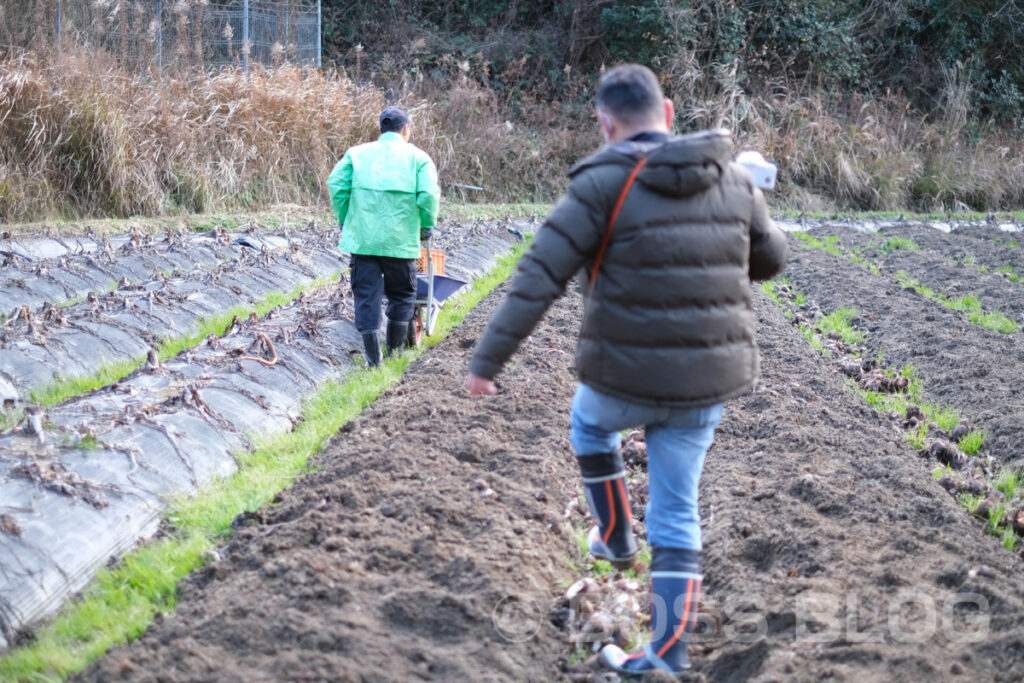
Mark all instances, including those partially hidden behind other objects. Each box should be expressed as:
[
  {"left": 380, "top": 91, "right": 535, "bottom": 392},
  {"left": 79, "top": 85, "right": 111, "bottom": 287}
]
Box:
[
  {"left": 895, "top": 271, "right": 1019, "bottom": 334},
  {"left": 793, "top": 231, "right": 1020, "bottom": 335},
  {"left": 757, "top": 279, "right": 1024, "bottom": 553}
]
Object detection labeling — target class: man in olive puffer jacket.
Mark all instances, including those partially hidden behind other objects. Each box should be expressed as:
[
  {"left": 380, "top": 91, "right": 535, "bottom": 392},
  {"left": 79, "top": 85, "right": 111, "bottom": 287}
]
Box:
[{"left": 466, "top": 64, "right": 788, "bottom": 675}]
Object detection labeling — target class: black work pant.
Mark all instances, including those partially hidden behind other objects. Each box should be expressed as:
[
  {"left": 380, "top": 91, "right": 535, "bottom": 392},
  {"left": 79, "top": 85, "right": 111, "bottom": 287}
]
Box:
[{"left": 350, "top": 254, "right": 417, "bottom": 334}]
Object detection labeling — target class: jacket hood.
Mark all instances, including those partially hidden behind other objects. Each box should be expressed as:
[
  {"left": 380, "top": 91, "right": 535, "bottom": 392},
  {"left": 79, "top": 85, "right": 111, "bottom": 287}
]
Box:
[{"left": 571, "top": 128, "right": 735, "bottom": 199}]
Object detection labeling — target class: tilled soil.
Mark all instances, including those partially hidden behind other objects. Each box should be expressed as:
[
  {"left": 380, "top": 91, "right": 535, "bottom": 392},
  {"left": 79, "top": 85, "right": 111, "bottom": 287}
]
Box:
[
  {"left": 79, "top": 270, "right": 1024, "bottom": 680},
  {"left": 691, "top": 293, "right": 1024, "bottom": 682},
  {"left": 0, "top": 220, "right": 524, "bottom": 650},
  {"left": 78, "top": 281, "right": 585, "bottom": 682},
  {"left": 803, "top": 223, "right": 1024, "bottom": 324},
  {"left": 783, "top": 237, "right": 1024, "bottom": 470}
]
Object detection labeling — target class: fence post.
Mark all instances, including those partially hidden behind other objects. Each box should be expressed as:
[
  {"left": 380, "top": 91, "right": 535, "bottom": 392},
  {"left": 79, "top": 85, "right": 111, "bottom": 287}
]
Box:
[
  {"left": 156, "top": 0, "right": 163, "bottom": 74},
  {"left": 317, "top": 0, "right": 322, "bottom": 68},
  {"left": 54, "top": 0, "right": 61, "bottom": 48},
  {"left": 242, "top": 0, "right": 249, "bottom": 74}
]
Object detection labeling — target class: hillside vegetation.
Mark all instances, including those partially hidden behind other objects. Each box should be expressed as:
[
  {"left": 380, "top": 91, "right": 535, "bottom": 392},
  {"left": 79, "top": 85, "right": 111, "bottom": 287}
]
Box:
[
  {"left": 325, "top": 0, "right": 1024, "bottom": 212},
  {"left": 1, "top": 1, "right": 1023, "bottom": 222}
]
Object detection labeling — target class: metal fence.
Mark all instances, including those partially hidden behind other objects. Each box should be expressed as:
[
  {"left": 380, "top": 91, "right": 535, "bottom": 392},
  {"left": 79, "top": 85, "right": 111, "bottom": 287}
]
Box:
[{"left": 0, "top": 0, "right": 321, "bottom": 72}]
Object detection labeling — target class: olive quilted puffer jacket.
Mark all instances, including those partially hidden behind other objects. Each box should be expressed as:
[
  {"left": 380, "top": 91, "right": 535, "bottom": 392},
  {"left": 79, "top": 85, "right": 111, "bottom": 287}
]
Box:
[{"left": 469, "top": 129, "right": 788, "bottom": 407}]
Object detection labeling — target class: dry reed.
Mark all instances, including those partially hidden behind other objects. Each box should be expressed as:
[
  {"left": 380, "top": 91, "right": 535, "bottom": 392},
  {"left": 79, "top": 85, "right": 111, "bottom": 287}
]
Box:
[
  {"left": 2, "top": 40, "right": 1024, "bottom": 223},
  {"left": 0, "top": 47, "right": 385, "bottom": 220}
]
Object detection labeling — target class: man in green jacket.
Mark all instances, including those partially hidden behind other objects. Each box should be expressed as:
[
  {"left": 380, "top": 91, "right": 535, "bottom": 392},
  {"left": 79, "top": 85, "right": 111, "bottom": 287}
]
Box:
[
  {"left": 466, "top": 65, "right": 788, "bottom": 675},
  {"left": 327, "top": 107, "right": 440, "bottom": 367}
]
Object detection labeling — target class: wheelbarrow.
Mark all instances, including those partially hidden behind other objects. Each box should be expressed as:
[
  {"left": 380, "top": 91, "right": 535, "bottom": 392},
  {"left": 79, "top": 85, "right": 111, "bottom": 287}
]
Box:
[{"left": 408, "top": 238, "right": 467, "bottom": 347}]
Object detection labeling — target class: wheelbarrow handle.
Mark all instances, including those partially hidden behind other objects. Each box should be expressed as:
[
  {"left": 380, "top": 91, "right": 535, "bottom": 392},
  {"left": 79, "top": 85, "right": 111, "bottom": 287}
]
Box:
[{"left": 425, "top": 235, "right": 436, "bottom": 335}]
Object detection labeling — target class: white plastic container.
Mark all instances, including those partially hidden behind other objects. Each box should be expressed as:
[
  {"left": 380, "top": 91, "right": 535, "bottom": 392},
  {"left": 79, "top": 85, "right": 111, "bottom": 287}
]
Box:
[{"left": 736, "top": 150, "right": 778, "bottom": 190}]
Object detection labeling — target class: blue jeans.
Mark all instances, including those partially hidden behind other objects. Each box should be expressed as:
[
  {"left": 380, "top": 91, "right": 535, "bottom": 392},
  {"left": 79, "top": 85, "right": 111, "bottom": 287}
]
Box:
[{"left": 569, "top": 383, "right": 723, "bottom": 551}]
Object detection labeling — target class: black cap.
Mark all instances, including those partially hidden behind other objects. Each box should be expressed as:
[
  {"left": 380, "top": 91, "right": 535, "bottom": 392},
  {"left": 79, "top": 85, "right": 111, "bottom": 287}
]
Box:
[{"left": 379, "top": 107, "right": 410, "bottom": 132}]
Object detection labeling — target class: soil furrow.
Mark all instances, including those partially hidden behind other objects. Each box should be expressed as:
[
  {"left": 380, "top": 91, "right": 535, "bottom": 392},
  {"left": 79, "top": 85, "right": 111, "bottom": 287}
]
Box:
[
  {"left": 690, "top": 291, "right": 1024, "bottom": 681},
  {"left": 800, "top": 223, "right": 1024, "bottom": 324},
  {"left": 783, "top": 240, "right": 1024, "bottom": 469},
  {"left": 77, "top": 278, "right": 583, "bottom": 682},
  {"left": 77, "top": 275, "right": 1024, "bottom": 681}
]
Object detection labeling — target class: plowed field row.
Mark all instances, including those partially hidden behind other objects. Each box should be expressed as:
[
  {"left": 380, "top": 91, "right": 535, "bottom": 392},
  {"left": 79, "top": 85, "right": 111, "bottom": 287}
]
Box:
[{"left": 70, "top": 223, "right": 1024, "bottom": 682}]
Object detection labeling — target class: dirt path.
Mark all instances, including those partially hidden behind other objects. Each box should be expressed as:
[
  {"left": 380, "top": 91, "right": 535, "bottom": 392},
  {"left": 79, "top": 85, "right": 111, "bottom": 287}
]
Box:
[{"left": 79, "top": 259, "right": 1024, "bottom": 681}]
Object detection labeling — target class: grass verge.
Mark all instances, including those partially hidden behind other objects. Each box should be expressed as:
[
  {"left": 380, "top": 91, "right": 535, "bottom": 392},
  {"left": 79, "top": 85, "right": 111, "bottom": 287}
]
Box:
[
  {"left": 0, "top": 240, "right": 529, "bottom": 681},
  {"left": 444, "top": 203, "right": 550, "bottom": 222},
  {"left": 3, "top": 204, "right": 546, "bottom": 238},
  {"left": 777, "top": 210, "right": 1024, "bottom": 223}
]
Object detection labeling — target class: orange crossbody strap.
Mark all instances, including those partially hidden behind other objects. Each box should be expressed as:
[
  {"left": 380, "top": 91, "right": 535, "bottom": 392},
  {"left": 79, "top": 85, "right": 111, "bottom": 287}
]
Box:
[{"left": 589, "top": 156, "right": 648, "bottom": 286}]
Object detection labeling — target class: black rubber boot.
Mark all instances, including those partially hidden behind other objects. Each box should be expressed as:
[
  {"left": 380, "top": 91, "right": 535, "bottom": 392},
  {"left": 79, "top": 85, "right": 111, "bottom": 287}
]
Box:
[
  {"left": 385, "top": 319, "right": 410, "bottom": 357},
  {"left": 362, "top": 332, "right": 381, "bottom": 368},
  {"left": 577, "top": 450, "right": 638, "bottom": 570},
  {"left": 601, "top": 547, "right": 703, "bottom": 675}
]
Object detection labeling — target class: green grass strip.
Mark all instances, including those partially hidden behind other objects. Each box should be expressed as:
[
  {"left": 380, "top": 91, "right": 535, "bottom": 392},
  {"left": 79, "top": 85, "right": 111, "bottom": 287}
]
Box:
[
  {"left": 855, "top": 369, "right": 961, "bottom": 450},
  {"left": 21, "top": 277, "right": 338, "bottom": 410},
  {"left": 758, "top": 280, "right": 786, "bottom": 307},
  {"left": 757, "top": 278, "right": 967, "bottom": 452},
  {"left": 26, "top": 358, "right": 145, "bottom": 409},
  {"left": 792, "top": 231, "right": 884, "bottom": 276},
  {"left": 4, "top": 204, "right": 548, "bottom": 238},
  {"left": 895, "top": 271, "right": 1020, "bottom": 334},
  {"left": 995, "top": 264, "right": 1020, "bottom": 282},
  {"left": 798, "top": 321, "right": 828, "bottom": 355},
  {"left": 756, "top": 281, "right": 1009, "bottom": 547},
  {"left": 794, "top": 230, "right": 1019, "bottom": 336},
  {"left": 958, "top": 428, "right": 987, "bottom": 456},
  {"left": 776, "top": 209, "right": 1024, "bottom": 223},
  {"left": 758, "top": 277, "right": 795, "bottom": 319},
  {"left": 444, "top": 202, "right": 551, "bottom": 222},
  {"left": 996, "top": 470, "right": 1024, "bottom": 500},
  {"left": 155, "top": 277, "right": 336, "bottom": 361},
  {"left": 0, "top": 240, "right": 529, "bottom": 682},
  {"left": 793, "top": 231, "right": 844, "bottom": 256}
]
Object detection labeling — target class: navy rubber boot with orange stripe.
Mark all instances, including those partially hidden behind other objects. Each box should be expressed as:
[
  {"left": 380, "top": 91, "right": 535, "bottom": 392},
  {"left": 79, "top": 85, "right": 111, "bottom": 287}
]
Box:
[
  {"left": 600, "top": 547, "right": 702, "bottom": 676},
  {"left": 578, "top": 450, "right": 638, "bottom": 570}
]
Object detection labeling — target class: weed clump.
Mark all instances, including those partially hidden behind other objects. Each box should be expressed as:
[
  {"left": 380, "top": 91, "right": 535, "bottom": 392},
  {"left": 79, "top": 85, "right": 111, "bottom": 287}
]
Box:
[{"left": 880, "top": 237, "right": 919, "bottom": 253}]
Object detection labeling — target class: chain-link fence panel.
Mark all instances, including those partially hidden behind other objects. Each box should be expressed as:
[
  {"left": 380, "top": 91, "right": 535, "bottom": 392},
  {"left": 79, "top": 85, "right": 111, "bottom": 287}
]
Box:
[{"left": 0, "top": 0, "right": 321, "bottom": 72}]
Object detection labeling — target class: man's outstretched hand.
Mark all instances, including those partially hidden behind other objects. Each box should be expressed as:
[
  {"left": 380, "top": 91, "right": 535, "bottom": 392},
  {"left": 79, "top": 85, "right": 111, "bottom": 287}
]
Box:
[{"left": 465, "top": 372, "right": 498, "bottom": 396}]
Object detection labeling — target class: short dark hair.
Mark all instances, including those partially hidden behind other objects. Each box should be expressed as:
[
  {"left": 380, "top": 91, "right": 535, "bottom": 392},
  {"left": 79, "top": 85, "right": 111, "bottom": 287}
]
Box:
[
  {"left": 379, "top": 106, "right": 410, "bottom": 133},
  {"left": 595, "top": 64, "right": 664, "bottom": 125}
]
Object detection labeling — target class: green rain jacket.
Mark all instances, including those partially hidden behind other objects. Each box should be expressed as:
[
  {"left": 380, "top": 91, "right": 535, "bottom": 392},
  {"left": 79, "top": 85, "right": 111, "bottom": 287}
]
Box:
[{"left": 327, "top": 132, "right": 441, "bottom": 259}]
